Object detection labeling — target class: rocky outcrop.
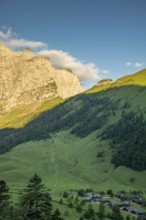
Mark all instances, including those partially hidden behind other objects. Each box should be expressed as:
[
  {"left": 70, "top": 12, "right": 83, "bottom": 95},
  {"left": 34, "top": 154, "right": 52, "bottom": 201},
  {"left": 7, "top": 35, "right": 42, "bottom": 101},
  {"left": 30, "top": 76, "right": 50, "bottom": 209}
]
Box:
[
  {"left": 96, "top": 78, "right": 113, "bottom": 86},
  {"left": 0, "top": 43, "right": 84, "bottom": 113}
]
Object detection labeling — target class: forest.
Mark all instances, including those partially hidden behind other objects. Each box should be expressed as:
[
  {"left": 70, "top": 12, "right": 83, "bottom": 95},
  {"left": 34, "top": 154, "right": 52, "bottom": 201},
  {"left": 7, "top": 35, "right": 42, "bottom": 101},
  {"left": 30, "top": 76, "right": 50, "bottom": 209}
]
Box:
[
  {"left": 102, "top": 111, "right": 146, "bottom": 171},
  {"left": 0, "top": 93, "right": 117, "bottom": 153}
]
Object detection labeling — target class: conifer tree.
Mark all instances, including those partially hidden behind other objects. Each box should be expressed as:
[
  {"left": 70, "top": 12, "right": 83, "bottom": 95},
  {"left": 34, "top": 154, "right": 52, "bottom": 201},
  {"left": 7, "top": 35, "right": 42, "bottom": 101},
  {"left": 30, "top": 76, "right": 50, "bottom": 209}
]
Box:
[
  {"left": 20, "top": 174, "right": 52, "bottom": 220},
  {"left": 0, "top": 180, "right": 11, "bottom": 220}
]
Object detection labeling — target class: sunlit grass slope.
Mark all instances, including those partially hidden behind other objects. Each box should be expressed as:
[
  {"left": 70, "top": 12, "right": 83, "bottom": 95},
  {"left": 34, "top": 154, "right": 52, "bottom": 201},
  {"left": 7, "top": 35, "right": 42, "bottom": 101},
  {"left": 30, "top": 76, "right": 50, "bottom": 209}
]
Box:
[
  {"left": 87, "top": 68, "right": 146, "bottom": 94},
  {"left": 0, "top": 98, "right": 64, "bottom": 128},
  {"left": 0, "top": 131, "right": 146, "bottom": 193}
]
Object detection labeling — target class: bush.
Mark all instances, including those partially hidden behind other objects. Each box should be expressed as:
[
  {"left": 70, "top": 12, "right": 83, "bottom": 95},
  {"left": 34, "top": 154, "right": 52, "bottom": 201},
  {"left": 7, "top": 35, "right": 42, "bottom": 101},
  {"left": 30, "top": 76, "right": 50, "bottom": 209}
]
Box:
[
  {"left": 130, "top": 177, "right": 135, "bottom": 183},
  {"left": 63, "top": 191, "right": 68, "bottom": 198}
]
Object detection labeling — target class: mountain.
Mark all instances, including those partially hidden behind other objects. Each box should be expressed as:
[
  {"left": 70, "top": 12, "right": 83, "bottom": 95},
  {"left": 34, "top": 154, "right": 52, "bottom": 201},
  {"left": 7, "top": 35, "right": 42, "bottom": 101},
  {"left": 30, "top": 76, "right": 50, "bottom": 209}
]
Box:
[
  {"left": 0, "top": 68, "right": 146, "bottom": 192},
  {"left": 0, "top": 43, "right": 83, "bottom": 118}
]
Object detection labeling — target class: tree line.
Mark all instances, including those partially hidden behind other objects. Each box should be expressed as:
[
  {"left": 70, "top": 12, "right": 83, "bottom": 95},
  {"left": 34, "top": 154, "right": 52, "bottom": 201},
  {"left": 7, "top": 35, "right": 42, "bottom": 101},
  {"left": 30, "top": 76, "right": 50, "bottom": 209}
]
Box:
[{"left": 0, "top": 93, "right": 119, "bottom": 153}]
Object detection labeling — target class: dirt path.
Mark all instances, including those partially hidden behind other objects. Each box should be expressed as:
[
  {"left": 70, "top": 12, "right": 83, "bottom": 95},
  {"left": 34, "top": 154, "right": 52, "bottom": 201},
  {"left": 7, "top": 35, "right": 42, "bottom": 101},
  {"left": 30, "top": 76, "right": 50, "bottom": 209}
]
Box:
[{"left": 51, "top": 142, "right": 59, "bottom": 193}]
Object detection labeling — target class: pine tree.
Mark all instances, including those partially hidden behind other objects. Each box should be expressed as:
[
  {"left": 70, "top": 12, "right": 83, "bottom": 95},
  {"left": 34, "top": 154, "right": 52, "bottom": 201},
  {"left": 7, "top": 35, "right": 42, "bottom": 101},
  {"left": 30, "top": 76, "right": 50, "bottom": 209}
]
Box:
[
  {"left": 51, "top": 209, "right": 64, "bottom": 220},
  {"left": 0, "top": 180, "right": 11, "bottom": 220},
  {"left": 20, "top": 174, "right": 52, "bottom": 220},
  {"left": 98, "top": 203, "right": 105, "bottom": 219}
]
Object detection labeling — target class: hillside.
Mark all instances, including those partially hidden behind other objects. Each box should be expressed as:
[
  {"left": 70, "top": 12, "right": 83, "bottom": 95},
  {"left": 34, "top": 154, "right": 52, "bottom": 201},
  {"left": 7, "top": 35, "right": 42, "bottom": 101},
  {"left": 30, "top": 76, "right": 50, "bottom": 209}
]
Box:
[
  {"left": 0, "top": 97, "right": 64, "bottom": 128},
  {"left": 1, "top": 131, "right": 146, "bottom": 193},
  {"left": 0, "top": 69, "right": 146, "bottom": 192},
  {"left": 86, "top": 68, "right": 146, "bottom": 94}
]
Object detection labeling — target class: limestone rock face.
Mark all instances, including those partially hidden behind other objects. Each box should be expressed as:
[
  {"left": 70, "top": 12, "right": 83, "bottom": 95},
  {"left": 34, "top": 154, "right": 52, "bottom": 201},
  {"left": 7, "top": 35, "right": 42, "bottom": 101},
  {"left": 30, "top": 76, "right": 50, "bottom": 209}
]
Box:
[{"left": 0, "top": 43, "right": 84, "bottom": 113}]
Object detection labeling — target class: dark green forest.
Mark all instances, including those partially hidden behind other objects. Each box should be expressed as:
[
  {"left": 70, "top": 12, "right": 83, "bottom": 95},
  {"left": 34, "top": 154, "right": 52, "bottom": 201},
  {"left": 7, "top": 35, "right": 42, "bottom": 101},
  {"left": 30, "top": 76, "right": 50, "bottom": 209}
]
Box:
[
  {"left": 0, "top": 93, "right": 116, "bottom": 153},
  {"left": 102, "top": 111, "right": 146, "bottom": 171}
]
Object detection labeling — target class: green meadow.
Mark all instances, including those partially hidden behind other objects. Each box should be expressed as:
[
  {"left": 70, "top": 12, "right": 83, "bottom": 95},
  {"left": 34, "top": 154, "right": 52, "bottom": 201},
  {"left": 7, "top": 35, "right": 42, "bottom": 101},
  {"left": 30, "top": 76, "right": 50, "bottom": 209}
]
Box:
[{"left": 0, "top": 130, "right": 146, "bottom": 194}]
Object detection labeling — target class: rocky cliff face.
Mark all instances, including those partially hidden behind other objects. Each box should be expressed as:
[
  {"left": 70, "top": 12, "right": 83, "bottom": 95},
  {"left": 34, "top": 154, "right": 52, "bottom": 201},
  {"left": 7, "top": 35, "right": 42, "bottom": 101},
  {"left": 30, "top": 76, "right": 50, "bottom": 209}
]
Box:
[{"left": 0, "top": 43, "right": 84, "bottom": 113}]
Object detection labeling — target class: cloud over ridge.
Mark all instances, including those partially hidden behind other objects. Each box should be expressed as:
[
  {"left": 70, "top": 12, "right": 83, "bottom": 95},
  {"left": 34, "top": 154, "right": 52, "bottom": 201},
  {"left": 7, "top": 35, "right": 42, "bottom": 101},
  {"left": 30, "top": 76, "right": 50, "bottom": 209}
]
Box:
[
  {"left": 0, "top": 27, "right": 100, "bottom": 81},
  {"left": 38, "top": 50, "right": 100, "bottom": 81}
]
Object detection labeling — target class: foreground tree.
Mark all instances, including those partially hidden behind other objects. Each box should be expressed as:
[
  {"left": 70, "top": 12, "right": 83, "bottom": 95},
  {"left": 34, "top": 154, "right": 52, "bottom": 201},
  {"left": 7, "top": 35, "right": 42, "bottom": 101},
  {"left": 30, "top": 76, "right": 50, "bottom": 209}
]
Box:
[
  {"left": 0, "top": 180, "right": 11, "bottom": 220},
  {"left": 98, "top": 203, "right": 105, "bottom": 219},
  {"left": 111, "top": 206, "right": 124, "bottom": 220},
  {"left": 51, "top": 209, "right": 64, "bottom": 220},
  {"left": 20, "top": 174, "right": 52, "bottom": 220}
]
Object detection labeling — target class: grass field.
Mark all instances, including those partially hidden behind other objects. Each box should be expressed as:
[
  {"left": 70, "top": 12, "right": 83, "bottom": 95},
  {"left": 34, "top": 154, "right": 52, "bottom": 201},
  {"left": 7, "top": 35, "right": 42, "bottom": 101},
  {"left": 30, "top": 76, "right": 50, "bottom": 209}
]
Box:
[{"left": 0, "top": 130, "right": 146, "bottom": 195}]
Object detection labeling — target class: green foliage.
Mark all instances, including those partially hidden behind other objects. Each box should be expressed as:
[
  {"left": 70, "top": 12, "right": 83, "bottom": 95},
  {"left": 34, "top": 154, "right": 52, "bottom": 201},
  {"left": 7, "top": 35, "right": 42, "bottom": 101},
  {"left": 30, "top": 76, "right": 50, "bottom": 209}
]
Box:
[
  {"left": 0, "top": 180, "right": 11, "bottom": 220},
  {"left": 83, "top": 206, "right": 95, "bottom": 219},
  {"left": 80, "top": 200, "right": 85, "bottom": 206},
  {"left": 62, "top": 191, "right": 69, "bottom": 198},
  {"left": 78, "top": 189, "right": 85, "bottom": 197},
  {"left": 52, "top": 208, "right": 64, "bottom": 220},
  {"left": 76, "top": 204, "right": 82, "bottom": 213},
  {"left": 130, "top": 177, "right": 135, "bottom": 183},
  {"left": 102, "top": 111, "right": 146, "bottom": 171},
  {"left": 0, "top": 175, "right": 64, "bottom": 220},
  {"left": 126, "top": 215, "right": 131, "bottom": 220},
  {"left": 111, "top": 206, "right": 124, "bottom": 220},
  {"left": 74, "top": 196, "right": 79, "bottom": 205},
  {"left": 97, "top": 151, "right": 105, "bottom": 158},
  {"left": 63, "top": 210, "right": 69, "bottom": 217},
  {"left": 68, "top": 202, "right": 74, "bottom": 208},
  {"left": 99, "top": 191, "right": 105, "bottom": 196},
  {"left": 20, "top": 174, "right": 52, "bottom": 219},
  {"left": 107, "top": 189, "right": 113, "bottom": 196},
  {"left": 98, "top": 203, "right": 105, "bottom": 219}
]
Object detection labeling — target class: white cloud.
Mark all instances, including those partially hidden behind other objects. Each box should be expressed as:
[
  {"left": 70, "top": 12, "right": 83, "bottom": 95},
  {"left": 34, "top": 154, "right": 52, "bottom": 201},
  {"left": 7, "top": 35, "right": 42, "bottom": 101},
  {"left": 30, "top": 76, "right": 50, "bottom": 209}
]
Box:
[
  {"left": 0, "top": 27, "right": 13, "bottom": 40},
  {"left": 38, "top": 49, "right": 100, "bottom": 81},
  {"left": 126, "top": 62, "right": 131, "bottom": 66},
  {"left": 0, "top": 27, "right": 47, "bottom": 49},
  {"left": 125, "top": 62, "right": 144, "bottom": 68},
  {"left": 133, "top": 62, "right": 143, "bottom": 67},
  {"left": 5, "top": 39, "right": 47, "bottom": 49},
  {"left": 102, "top": 69, "right": 110, "bottom": 74}
]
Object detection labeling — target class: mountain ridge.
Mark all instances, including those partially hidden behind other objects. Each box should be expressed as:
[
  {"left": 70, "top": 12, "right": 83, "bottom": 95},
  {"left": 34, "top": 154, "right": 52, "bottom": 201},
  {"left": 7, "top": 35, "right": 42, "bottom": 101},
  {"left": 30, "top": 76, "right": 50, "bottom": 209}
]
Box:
[{"left": 0, "top": 43, "right": 83, "bottom": 114}]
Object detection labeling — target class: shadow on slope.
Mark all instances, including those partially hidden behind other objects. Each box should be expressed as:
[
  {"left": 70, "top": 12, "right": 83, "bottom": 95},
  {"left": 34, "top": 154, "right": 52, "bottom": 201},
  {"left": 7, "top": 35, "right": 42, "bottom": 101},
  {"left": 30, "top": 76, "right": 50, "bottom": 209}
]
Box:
[{"left": 0, "top": 85, "right": 146, "bottom": 171}]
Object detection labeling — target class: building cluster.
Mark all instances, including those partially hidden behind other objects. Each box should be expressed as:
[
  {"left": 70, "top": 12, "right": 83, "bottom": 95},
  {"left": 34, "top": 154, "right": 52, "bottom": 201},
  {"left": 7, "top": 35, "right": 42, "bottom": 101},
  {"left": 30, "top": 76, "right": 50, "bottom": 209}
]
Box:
[{"left": 83, "top": 192, "right": 146, "bottom": 218}]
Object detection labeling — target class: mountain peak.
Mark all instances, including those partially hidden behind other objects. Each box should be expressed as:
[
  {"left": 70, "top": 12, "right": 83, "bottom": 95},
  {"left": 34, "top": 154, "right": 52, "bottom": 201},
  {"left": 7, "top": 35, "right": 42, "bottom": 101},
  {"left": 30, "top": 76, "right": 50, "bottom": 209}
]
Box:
[
  {"left": 20, "top": 48, "right": 32, "bottom": 54},
  {"left": 0, "top": 42, "right": 14, "bottom": 56}
]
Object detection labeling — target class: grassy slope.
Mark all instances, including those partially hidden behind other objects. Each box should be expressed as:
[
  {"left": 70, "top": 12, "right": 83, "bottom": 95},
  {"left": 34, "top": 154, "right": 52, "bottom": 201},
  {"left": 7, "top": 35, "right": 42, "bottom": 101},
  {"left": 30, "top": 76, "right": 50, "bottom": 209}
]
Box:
[
  {"left": 86, "top": 68, "right": 146, "bottom": 94},
  {"left": 0, "top": 97, "right": 64, "bottom": 128},
  {"left": 1, "top": 69, "right": 146, "bottom": 194},
  {"left": 1, "top": 130, "right": 146, "bottom": 194}
]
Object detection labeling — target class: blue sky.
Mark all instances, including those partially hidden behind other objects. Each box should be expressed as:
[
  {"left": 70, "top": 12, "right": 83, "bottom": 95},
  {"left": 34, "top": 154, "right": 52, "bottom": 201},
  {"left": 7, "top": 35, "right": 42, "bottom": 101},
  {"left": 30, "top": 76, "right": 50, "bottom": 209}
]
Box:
[{"left": 0, "top": 0, "right": 146, "bottom": 89}]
